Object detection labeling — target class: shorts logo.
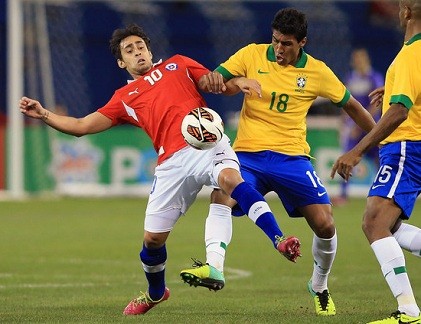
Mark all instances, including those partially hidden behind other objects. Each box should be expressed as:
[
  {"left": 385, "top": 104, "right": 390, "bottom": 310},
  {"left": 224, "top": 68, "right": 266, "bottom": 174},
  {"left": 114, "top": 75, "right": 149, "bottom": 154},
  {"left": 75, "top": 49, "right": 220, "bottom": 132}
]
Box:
[
  {"left": 371, "top": 184, "right": 385, "bottom": 190},
  {"left": 317, "top": 191, "right": 327, "bottom": 197}
]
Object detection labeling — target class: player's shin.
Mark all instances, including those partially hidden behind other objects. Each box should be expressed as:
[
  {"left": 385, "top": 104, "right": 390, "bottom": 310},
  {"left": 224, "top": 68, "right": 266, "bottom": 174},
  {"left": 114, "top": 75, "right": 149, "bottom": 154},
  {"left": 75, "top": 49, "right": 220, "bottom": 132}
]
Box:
[
  {"left": 311, "top": 232, "right": 337, "bottom": 292},
  {"left": 205, "top": 203, "right": 232, "bottom": 271},
  {"left": 140, "top": 244, "right": 167, "bottom": 300},
  {"left": 231, "top": 182, "right": 284, "bottom": 246},
  {"left": 371, "top": 237, "right": 420, "bottom": 317}
]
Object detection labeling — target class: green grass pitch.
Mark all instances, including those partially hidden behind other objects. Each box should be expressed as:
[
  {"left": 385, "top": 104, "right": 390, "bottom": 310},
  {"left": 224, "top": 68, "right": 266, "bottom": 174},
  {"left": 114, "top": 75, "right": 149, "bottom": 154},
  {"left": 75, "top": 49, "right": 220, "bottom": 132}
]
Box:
[{"left": 0, "top": 197, "right": 420, "bottom": 323}]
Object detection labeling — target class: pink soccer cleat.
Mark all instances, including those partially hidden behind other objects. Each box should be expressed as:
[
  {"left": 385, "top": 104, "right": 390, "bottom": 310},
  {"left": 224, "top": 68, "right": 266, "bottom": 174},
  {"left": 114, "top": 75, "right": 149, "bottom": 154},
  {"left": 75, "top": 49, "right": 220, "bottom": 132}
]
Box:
[
  {"left": 123, "top": 287, "right": 170, "bottom": 315},
  {"left": 276, "top": 235, "right": 302, "bottom": 262}
]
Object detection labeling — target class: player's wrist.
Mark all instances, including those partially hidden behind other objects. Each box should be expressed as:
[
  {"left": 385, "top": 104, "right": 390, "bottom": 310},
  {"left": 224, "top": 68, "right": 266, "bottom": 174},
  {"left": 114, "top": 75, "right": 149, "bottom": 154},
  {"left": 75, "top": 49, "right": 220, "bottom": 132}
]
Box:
[{"left": 41, "top": 109, "right": 50, "bottom": 122}]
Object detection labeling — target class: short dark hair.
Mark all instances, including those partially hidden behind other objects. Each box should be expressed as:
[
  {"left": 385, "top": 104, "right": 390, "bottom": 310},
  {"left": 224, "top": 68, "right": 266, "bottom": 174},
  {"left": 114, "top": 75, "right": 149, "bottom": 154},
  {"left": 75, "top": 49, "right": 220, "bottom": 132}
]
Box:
[
  {"left": 109, "top": 23, "right": 151, "bottom": 60},
  {"left": 271, "top": 8, "right": 307, "bottom": 42}
]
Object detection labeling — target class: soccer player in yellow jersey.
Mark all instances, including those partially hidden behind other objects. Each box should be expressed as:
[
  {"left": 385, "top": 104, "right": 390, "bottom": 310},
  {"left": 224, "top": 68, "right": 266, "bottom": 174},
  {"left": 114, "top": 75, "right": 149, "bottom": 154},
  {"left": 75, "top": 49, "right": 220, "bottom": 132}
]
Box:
[
  {"left": 193, "top": 7, "right": 376, "bottom": 316},
  {"left": 332, "top": 0, "right": 421, "bottom": 323}
]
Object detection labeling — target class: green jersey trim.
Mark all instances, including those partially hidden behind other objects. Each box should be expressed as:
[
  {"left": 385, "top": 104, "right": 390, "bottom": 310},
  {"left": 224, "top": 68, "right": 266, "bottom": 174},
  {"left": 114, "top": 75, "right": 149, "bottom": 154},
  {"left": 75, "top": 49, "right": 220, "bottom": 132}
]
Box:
[
  {"left": 267, "top": 45, "right": 308, "bottom": 68},
  {"left": 215, "top": 65, "right": 235, "bottom": 80},
  {"left": 405, "top": 33, "right": 421, "bottom": 45},
  {"left": 335, "top": 89, "right": 351, "bottom": 107},
  {"left": 295, "top": 49, "right": 308, "bottom": 68},
  {"left": 267, "top": 45, "right": 276, "bottom": 62},
  {"left": 217, "top": 45, "right": 309, "bottom": 80},
  {"left": 390, "top": 94, "right": 413, "bottom": 109}
]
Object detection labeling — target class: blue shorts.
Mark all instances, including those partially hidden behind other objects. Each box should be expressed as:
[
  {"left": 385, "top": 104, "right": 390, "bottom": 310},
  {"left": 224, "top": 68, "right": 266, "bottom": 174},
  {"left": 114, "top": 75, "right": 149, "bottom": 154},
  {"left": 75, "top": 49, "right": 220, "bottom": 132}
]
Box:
[
  {"left": 234, "top": 151, "right": 330, "bottom": 218},
  {"left": 368, "top": 141, "right": 421, "bottom": 219}
]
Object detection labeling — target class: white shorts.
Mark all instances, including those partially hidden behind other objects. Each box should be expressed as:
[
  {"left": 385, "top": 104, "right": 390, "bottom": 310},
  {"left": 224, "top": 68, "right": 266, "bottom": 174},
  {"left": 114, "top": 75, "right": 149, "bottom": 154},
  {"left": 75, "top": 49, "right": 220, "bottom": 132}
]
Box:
[{"left": 144, "top": 134, "right": 239, "bottom": 233}]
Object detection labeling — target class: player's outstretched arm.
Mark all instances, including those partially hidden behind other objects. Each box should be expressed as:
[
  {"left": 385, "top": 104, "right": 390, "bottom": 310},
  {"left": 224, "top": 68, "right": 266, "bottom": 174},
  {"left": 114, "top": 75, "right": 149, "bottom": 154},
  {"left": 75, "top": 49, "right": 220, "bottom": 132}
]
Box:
[
  {"left": 331, "top": 103, "right": 408, "bottom": 181},
  {"left": 226, "top": 77, "right": 262, "bottom": 98},
  {"left": 198, "top": 71, "right": 227, "bottom": 94},
  {"left": 342, "top": 96, "right": 376, "bottom": 133},
  {"left": 368, "top": 86, "right": 385, "bottom": 108},
  {"left": 19, "top": 96, "right": 112, "bottom": 137}
]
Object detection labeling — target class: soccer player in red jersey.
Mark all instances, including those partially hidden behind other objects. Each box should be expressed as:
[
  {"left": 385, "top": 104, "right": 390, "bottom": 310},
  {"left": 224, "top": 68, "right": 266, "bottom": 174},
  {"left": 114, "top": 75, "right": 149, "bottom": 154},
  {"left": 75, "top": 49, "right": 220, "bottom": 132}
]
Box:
[{"left": 19, "top": 24, "right": 301, "bottom": 315}]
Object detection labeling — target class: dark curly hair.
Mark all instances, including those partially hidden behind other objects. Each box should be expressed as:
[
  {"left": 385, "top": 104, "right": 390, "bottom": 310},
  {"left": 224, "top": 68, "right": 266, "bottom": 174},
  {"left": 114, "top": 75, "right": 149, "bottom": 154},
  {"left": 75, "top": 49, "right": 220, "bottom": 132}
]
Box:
[
  {"left": 109, "top": 23, "right": 151, "bottom": 60},
  {"left": 271, "top": 8, "right": 307, "bottom": 42}
]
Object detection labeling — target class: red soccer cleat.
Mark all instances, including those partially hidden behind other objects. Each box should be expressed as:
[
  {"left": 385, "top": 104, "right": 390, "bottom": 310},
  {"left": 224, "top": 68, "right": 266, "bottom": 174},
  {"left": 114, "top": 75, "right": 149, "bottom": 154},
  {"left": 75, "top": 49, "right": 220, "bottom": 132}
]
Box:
[
  {"left": 123, "top": 287, "right": 170, "bottom": 315},
  {"left": 276, "top": 235, "right": 302, "bottom": 262}
]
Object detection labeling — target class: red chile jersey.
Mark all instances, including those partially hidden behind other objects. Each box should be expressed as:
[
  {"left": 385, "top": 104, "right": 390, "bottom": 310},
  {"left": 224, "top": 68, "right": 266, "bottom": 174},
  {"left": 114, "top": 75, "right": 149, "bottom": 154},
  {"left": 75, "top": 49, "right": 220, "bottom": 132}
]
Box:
[{"left": 97, "top": 55, "right": 209, "bottom": 164}]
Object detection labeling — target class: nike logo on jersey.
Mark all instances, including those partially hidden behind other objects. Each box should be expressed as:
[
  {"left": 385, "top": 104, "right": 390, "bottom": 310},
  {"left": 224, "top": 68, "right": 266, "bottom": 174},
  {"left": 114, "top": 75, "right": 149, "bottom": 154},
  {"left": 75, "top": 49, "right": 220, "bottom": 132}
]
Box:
[
  {"left": 371, "top": 184, "right": 385, "bottom": 190},
  {"left": 257, "top": 69, "right": 270, "bottom": 74},
  {"left": 318, "top": 192, "right": 327, "bottom": 197},
  {"left": 128, "top": 88, "right": 139, "bottom": 96}
]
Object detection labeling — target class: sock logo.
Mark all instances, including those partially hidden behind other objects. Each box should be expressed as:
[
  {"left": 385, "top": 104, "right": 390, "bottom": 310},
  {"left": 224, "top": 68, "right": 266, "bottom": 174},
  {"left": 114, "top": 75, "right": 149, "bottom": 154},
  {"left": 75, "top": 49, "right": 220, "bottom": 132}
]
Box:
[{"left": 248, "top": 201, "right": 271, "bottom": 222}]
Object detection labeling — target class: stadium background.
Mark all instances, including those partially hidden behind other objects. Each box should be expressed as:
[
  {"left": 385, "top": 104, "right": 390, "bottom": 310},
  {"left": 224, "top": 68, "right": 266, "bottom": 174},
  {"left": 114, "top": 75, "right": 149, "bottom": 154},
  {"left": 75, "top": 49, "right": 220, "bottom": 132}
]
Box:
[{"left": 0, "top": 0, "right": 403, "bottom": 196}]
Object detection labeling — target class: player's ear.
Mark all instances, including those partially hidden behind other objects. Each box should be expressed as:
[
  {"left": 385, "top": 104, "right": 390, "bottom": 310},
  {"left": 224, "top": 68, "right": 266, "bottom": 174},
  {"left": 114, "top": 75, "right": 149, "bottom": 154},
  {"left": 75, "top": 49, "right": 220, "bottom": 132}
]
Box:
[
  {"left": 404, "top": 5, "right": 412, "bottom": 20},
  {"left": 299, "top": 37, "right": 307, "bottom": 48},
  {"left": 117, "top": 59, "right": 126, "bottom": 69}
]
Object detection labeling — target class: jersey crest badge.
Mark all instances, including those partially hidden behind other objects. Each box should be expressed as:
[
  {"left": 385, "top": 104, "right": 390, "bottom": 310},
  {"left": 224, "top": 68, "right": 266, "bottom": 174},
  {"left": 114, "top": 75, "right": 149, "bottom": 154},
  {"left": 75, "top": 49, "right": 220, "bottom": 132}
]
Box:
[
  {"left": 295, "top": 74, "right": 307, "bottom": 93},
  {"left": 165, "top": 63, "right": 178, "bottom": 71},
  {"left": 296, "top": 75, "right": 307, "bottom": 88}
]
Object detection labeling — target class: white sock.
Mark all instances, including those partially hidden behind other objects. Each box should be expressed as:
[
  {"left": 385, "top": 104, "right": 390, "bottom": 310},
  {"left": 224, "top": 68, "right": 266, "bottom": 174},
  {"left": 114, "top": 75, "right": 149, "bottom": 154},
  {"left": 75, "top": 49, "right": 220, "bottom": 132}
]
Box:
[
  {"left": 205, "top": 203, "right": 232, "bottom": 272},
  {"left": 371, "top": 237, "right": 420, "bottom": 317},
  {"left": 393, "top": 223, "right": 421, "bottom": 257},
  {"left": 311, "top": 231, "right": 337, "bottom": 293}
]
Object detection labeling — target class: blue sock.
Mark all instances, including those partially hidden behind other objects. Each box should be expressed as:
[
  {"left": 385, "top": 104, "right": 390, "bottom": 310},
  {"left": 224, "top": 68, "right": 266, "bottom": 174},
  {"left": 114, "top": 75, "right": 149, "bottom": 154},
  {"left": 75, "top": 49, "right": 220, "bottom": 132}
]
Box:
[
  {"left": 139, "top": 243, "right": 167, "bottom": 300},
  {"left": 231, "top": 182, "right": 283, "bottom": 247}
]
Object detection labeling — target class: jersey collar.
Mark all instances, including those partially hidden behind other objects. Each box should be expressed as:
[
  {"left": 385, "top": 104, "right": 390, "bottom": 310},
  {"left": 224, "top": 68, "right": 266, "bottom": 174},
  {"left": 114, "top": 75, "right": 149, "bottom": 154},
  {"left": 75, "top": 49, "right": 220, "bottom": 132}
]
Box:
[
  {"left": 405, "top": 33, "right": 421, "bottom": 45},
  {"left": 267, "top": 45, "right": 308, "bottom": 68},
  {"left": 127, "top": 59, "right": 163, "bottom": 83}
]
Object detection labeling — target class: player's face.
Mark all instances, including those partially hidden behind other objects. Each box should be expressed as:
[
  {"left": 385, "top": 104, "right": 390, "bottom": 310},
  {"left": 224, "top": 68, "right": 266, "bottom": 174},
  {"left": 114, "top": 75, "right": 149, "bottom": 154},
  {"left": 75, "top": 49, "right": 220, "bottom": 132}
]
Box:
[
  {"left": 272, "top": 30, "right": 306, "bottom": 66},
  {"left": 118, "top": 35, "right": 153, "bottom": 78}
]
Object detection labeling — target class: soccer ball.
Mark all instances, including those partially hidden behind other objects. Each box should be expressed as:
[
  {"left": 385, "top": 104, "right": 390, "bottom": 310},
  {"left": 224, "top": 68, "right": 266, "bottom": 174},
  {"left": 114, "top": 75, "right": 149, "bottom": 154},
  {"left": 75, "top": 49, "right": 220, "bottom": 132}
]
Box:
[{"left": 181, "top": 107, "right": 224, "bottom": 150}]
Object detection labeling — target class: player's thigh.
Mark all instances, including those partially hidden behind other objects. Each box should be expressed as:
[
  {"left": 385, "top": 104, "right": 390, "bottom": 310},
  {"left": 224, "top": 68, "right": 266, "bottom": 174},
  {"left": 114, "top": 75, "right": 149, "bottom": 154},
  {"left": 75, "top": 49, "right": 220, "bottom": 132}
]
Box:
[
  {"left": 369, "top": 142, "right": 421, "bottom": 219},
  {"left": 145, "top": 152, "right": 205, "bottom": 232},
  {"left": 364, "top": 196, "right": 401, "bottom": 228},
  {"left": 269, "top": 154, "right": 330, "bottom": 217},
  {"left": 211, "top": 135, "right": 240, "bottom": 189},
  {"left": 298, "top": 204, "right": 334, "bottom": 238},
  {"left": 236, "top": 151, "right": 271, "bottom": 195}
]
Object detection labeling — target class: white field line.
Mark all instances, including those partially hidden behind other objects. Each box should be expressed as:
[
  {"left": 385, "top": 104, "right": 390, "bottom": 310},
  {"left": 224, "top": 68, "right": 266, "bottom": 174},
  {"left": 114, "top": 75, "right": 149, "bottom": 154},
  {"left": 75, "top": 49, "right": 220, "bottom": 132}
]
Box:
[
  {"left": 0, "top": 282, "right": 100, "bottom": 289},
  {"left": 0, "top": 267, "right": 252, "bottom": 289}
]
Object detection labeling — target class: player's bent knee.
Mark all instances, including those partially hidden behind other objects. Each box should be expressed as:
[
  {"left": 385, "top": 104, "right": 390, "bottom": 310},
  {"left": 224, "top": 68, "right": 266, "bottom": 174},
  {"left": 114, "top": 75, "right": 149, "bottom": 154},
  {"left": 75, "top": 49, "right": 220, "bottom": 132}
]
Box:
[
  {"left": 217, "top": 168, "right": 243, "bottom": 195},
  {"left": 314, "top": 216, "right": 336, "bottom": 238},
  {"left": 143, "top": 231, "right": 169, "bottom": 249}
]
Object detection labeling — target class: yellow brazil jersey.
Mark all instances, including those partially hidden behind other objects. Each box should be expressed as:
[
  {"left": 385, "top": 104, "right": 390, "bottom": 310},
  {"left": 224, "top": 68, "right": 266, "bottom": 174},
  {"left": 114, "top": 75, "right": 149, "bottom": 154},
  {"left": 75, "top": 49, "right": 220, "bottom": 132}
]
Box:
[
  {"left": 381, "top": 33, "right": 421, "bottom": 144},
  {"left": 216, "top": 43, "right": 350, "bottom": 156}
]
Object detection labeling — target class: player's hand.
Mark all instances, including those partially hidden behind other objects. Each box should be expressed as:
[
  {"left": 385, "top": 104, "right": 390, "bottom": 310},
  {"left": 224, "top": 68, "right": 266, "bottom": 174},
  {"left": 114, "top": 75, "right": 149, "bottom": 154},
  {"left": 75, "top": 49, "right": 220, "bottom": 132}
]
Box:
[
  {"left": 200, "top": 71, "right": 226, "bottom": 94},
  {"left": 369, "top": 86, "right": 384, "bottom": 108},
  {"left": 233, "top": 77, "right": 262, "bottom": 98},
  {"left": 19, "top": 96, "right": 46, "bottom": 120},
  {"left": 330, "top": 149, "right": 362, "bottom": 181}
]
